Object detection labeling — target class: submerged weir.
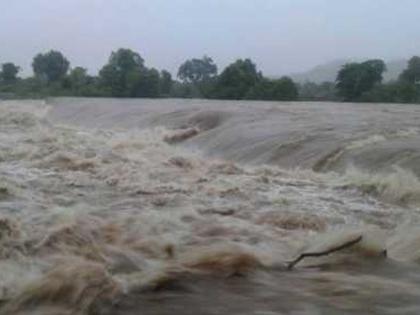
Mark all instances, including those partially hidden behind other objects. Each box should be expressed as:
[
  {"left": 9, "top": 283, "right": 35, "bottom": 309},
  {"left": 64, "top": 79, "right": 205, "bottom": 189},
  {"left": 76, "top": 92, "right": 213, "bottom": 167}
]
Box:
[{"left": 1, "top": 98, "right": 420, "bottom": 314}]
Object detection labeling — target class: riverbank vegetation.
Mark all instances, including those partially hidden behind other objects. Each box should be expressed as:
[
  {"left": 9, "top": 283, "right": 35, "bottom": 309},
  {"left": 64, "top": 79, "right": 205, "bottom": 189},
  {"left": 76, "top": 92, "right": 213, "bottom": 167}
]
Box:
[{"left": 1, "top": 48, "right": 419, "bottom": 103}]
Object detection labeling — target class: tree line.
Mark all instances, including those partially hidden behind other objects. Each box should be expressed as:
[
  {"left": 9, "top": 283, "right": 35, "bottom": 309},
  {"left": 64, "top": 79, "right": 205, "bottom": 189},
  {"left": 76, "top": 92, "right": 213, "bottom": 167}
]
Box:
[
  {"left": 299, "top": 57, "right": 420, "bottom": 103},
  {"left": 0, "top": 49, "right": 297, "bottom": 101},
  {"left": 1, "top": 49, "right": 420, "bottom": 103}
]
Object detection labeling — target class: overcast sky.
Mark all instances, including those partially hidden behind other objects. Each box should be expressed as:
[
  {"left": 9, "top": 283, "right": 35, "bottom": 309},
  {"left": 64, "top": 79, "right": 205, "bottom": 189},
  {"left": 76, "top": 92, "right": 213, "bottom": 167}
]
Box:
[{"left": 1, "top": 0, "right": 420, "bottom": 77}]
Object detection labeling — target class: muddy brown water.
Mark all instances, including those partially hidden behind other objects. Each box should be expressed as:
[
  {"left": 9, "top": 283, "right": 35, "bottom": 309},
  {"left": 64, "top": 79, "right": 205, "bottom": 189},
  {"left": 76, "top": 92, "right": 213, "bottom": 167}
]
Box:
[{"left": 1, "top": 98, "right": 420, "bottom": 314}]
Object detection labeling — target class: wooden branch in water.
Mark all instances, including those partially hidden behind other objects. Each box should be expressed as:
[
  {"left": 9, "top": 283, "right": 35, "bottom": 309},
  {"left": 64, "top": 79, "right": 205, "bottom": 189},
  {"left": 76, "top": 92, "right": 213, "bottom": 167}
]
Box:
[{"left": 287, "top": 235, "right": 363, "bottom": 270}]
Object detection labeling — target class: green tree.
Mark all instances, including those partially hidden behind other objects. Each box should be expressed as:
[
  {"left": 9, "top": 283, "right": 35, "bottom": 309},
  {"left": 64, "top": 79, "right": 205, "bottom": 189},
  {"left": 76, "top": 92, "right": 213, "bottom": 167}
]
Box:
[
  {"left": 399, "top": 56, "right": 420, "bottom": 84},
  {"left": 160, "top": 70, "right": 173, "bottom": 96},
  {"left": 396, "top": 82, "right": 420, "bottom": 103},
  {"left": 99, "top": 48, "right": 152, "bottom": 97},
  {"left": 60, "top": 66, "right": 103, "bottom": 96},
  {"left": 177, "top": 56, "right": 217, "bottom": 84},
  {"left": 68, "top": 67, "right": 89, "bottom": 90},
  {"left": 246, "top": 77, "right": 298, "bottom": 101},
  {"left": 32, "top": 50, "right": 70, "bottom": 83},
  {"left": 1, "top": 63, "right": 20, "bottom": 84},
  {"left": 214, "top": 58, "right": 262, "bottom": 99},
  {"left": 135, "top": 68, "right": 161, "bottom": 97},
  {"left": 336, "top": 59, "right": 386, "bottom": 101},
  {"left": 360, "top": 81, "right": 420, "bottom": 104}
]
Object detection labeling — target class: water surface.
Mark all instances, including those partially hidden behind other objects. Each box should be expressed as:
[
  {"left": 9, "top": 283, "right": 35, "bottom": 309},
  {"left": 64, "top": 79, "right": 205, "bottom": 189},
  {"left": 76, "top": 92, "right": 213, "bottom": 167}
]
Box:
[{"left": 1, "top": 98, "right": 420, "bottom": 314}]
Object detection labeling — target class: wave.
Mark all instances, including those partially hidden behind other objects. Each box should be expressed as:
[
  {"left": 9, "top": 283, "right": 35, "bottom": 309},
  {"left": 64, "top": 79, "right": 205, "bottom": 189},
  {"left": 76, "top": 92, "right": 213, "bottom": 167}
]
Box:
[
  {"left": 2, "top": 98, "right": 420, "bottom": 314},
  {"left": 335, "top": 166, "right": 420, "bottom": 205},
  {"left": 46, "top": 98, "right": 420, "bottom": 179}
]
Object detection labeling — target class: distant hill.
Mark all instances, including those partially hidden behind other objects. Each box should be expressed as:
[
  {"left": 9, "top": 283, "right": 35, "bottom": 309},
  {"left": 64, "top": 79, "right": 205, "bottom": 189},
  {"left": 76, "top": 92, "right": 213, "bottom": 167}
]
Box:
[{"left": 289, "top": 59, "right": 407, "bottom": 84}]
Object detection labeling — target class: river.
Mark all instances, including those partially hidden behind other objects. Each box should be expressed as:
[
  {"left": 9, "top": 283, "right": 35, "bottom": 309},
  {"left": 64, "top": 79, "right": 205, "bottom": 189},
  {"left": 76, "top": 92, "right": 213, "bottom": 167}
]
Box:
[{"left": 1, "top": 98, "right": 420, "bottom": 314}]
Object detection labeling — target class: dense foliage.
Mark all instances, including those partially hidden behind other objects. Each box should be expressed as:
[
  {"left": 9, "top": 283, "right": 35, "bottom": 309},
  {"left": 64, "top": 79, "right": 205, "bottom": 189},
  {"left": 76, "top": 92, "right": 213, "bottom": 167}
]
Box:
[
  {"left": 399, "top": 56, "right": 420, "bottom": 84},
  {"left": 32, "top": 50, "right": 70, "bottom": 83},
  {"left": 339, "top": 57, "right": 420, "bottom": 103},
  {"left": 1, "top": 63, "right": 20, "bottom": 84},
  {"left": 1, "top": 49, "right": 420, "bottom": 103},
  {"left": 299, "top": 57, "right": 420, "bottom": 103},
  {"left": 213, "top": 59, "right": 262, "bottom": 99},
  {"left": 246, "top": 77, "right": 298, "bottom": 101},
  {"left": 177, "top": 56, "right": 217, "bottom": 84},
  {"left": 336, "top": 60, "right": 386, "bottom": 101},
  {"left": 298, "top": 81, "right": 337, "bottom": 101},
  {"left": 0, "top": 49, "right": 297, "bottom": 101}
]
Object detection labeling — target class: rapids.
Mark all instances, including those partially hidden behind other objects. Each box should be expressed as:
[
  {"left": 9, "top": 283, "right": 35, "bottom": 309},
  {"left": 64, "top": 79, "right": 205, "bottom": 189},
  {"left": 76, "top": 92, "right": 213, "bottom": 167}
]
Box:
[{"left": 1, "top": 98, "right": 420, "bottom": 314}]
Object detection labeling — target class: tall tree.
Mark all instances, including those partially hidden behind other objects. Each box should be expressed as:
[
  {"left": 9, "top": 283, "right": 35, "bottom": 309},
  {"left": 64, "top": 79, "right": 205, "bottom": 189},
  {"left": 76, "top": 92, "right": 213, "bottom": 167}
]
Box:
[
  {"left": 214, "top": 58, "right": 262, "bottom": 99},
  {"left": 99, "top": 48, "right": 148, "bottom": 97},
  {"left": 160, "top": 70, "right": 173, "bottom": 95},
  {"left": 136, "top": 68, "right": 161, "bottom": 97},
  {"left": 32, "top": 50, "right": 70, "bottom": 83},
  {"left": 177, "top": 56, "right": 217, "bottom": 84},
  {"left": 399, "top": 56, "right": 420, "bottom": 84},
  {"left": 1, "top": 63, "right": 20, "bottom": 83},
  {"left": 68, "top": 67, "right": 89, "bottom": 89},
  {"left": 336, "top": 59, "right": 386, "bottom": 101},
  {"left": 61, "top": 66, "right": 98, "bottom": 95}
]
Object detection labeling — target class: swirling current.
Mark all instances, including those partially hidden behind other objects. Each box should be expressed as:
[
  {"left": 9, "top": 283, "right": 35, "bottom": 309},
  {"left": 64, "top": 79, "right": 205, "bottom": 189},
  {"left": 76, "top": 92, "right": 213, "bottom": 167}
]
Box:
[{"left": 1, "top": 98, "right": 420, "bottom": 314}]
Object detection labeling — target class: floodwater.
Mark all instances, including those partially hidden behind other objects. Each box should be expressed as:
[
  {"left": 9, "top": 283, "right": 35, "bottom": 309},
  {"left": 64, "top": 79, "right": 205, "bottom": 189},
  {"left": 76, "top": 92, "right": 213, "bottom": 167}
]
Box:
[{"left": 1, "top": 98, "right": 420, "bottom": 314}]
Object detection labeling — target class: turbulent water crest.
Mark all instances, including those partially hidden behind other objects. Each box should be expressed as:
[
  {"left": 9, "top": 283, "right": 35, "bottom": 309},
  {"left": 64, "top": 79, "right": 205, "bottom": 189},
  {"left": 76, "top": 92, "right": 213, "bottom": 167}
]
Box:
[{"left": 1, "top": 98, "right": 420, "bottom": 314}]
